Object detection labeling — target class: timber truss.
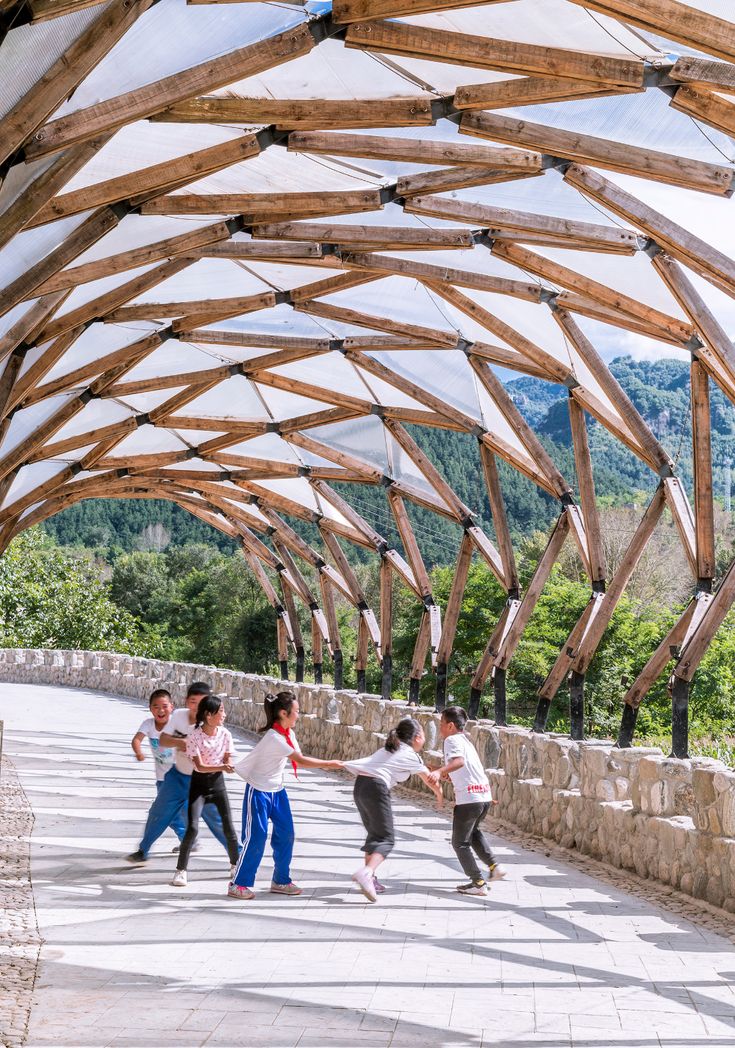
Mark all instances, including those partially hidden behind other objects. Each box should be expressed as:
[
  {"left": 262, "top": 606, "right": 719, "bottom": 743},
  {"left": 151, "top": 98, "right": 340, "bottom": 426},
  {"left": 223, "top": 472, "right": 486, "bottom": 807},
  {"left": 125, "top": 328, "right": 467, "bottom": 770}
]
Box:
[{"left": 1, "top": 0, "right": 734, "bottom": 756}]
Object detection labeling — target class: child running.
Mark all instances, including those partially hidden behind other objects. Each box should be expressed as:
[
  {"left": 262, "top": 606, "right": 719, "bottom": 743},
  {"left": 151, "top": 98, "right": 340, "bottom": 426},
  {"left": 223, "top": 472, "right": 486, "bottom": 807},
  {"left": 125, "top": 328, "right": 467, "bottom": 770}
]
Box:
[
  {"left": 127, "top": 682, "right": 228, "bottom": 863},
  {"left": 130, "top": 689, "right": 185, "bottom": 851},
  {"left": 229, "top": 690, "right": 343, "bottom": 900},
  {"left": 427, "top": 705, "right": 506, "bottom": 897},
  {"left": 171, "top": 695, "right": 240, "bottom": 887},
  {"left": 344, "top": 716, "right": 442, "bottom": 903}
]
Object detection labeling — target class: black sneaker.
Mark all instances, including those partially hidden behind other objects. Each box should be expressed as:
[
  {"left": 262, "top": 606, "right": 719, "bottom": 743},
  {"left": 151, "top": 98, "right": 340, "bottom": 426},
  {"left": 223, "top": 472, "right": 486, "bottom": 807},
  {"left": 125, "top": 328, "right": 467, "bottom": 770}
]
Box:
[
  {"left": 125, "top": 850, "right": 146, "bottom": 864},
  {"left": 456, "top": 880, "right": 487, "bottom": 896}
]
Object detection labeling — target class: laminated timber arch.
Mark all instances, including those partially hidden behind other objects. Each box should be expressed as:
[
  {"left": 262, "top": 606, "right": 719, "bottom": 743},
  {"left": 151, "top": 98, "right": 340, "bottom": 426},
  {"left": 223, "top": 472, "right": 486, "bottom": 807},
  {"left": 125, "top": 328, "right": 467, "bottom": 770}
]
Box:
[{"left": 1, "top": 0, "right": 734, "bottom": 756}]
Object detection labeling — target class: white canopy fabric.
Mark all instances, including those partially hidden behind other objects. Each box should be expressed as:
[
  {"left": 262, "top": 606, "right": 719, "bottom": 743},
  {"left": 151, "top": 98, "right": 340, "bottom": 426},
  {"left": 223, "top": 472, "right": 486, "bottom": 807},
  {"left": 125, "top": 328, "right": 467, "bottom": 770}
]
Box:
[{"left": 1, "top": 0, "right": 734, "bottom": 710}]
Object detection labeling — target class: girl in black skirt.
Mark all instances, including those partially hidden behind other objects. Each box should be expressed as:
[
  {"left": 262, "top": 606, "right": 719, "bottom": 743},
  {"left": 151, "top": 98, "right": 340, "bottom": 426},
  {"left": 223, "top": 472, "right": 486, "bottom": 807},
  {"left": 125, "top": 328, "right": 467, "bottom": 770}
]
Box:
[{"left": 344, "top": 717, "right": 442, "bottom": 902}]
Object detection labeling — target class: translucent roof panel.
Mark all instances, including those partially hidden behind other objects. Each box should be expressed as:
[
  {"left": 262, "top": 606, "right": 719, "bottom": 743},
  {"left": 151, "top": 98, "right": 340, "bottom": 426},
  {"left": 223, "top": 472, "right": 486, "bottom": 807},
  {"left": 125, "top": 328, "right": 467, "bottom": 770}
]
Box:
[
  {"left": 0, "top": 5, "right": 107, "bottom": 119},
  {"left": 51, "top": 0, "right": 305, "bottom": 118},
  {"left": 1, "top": 0, "right": 735, "bottom": 687}
]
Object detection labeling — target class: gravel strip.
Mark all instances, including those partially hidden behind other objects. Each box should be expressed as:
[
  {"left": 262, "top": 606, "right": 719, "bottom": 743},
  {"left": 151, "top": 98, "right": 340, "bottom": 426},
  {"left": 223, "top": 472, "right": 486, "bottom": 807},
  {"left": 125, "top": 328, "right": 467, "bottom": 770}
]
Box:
[{"left": 0, "top": 756, "right": 43, "bottom": 1048}]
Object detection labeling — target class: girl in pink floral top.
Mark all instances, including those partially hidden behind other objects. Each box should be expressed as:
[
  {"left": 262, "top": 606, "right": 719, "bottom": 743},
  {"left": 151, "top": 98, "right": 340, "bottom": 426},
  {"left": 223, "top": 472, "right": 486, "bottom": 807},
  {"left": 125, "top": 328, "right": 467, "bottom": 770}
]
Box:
[{"left": 171, "top": 695, "right": 240, "bottom": 887}]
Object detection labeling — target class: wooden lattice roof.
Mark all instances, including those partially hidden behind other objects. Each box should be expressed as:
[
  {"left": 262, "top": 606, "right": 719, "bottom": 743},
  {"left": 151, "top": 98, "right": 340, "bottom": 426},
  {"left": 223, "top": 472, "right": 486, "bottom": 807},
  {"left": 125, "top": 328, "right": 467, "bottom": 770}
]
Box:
[{"left": 1, "top": 0, "right": 734, "bottom": 751}]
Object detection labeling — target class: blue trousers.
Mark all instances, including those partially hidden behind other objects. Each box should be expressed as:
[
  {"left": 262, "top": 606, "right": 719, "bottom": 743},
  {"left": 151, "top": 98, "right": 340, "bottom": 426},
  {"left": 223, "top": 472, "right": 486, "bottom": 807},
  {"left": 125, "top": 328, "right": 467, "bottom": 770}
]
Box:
[
  {"left": 156, "top": 778, "right": 187, "bottom": 842},
  {"left": 139, "top": 766, "right": 226, "bottom": 857},
  {"left": 232, "top": 786, "right": 294, "bottom": 888}
]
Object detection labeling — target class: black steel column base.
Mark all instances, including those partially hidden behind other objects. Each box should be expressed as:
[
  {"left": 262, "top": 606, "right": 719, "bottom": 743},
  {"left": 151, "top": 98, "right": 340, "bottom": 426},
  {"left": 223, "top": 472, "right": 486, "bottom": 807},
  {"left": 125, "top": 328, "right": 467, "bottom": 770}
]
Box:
[
  {"left": 381, "top": 653, "right": 392, "bottom": 701},
  {"left": 295, "top": 648, "right": 305, "bottom": 683},
  {"left": 494, "top": 667, "right": 507, "bottom": 726},
  {"left": 357, "top": 669, "right": 367, "bottom": 693},
  {"left": 313, "top": 662, "right": 323, "bottom": 685},
  {"left": 435, "top": 662, "right": 448, "bottom": 712},
  {"left": 533, "top": 696, "right": 552, "bottom": 733},
  {"left": 279, "top": 660, "right": 288, "bottom": 681},
  {"left": 570, "top": 670, "right": 585, "bottom": 740},
  {"left": 616, "top": 702, "right": 638, "bottom": 748},
  {"left": 671, "top": 675, "right": 690, "bottom": 758},
  {"left": 468, "top": 687, "right": 482, "bottom": 720},
  {"left": 408, "top": 677, "right": 420, "bottom": 705},
  {"left": 333, "top": 650, "right": 343, "bottom": 690}
]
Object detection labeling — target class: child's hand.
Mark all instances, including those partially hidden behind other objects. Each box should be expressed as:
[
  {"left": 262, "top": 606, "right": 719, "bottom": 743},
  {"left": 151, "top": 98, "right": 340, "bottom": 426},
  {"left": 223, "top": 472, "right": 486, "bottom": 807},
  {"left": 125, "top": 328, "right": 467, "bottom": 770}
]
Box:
[
  {"left": 135, "top": 753, "right": 145, "bottom": 762},
  {"left": 327, "top": 760, "right": 344, "bottom": 769},
  {"left": 439, "top": 769, "right": 449, "bottom": 781},
  {"left": 425, "top": 770, "right": 440, "bottom": 787}
]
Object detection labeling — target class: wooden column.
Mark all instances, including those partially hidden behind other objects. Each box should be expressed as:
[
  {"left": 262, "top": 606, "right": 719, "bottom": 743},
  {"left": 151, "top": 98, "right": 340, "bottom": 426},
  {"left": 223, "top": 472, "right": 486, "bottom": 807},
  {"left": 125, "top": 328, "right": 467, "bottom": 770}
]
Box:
[
  {"left": 435, "top": 532, "right": 474, "bottom": 712},
  {"left": 652, "top": 253, "right": 735, "bottom": 402},
  {"left": 691, "top": 359, "right": 716, "bottom": 586},
  {"left": 387, "top": 485, "right": 442, "bottom": 674},
  {"left": 618, "top": 592, "right": 712, "bottom": 746},
  {"left": 568, "top": 396, "right": 606, "bottom": 583},
  {"left": 573, "top": 484, "right": 667, "bottom": 675},
  {"left": 356, "top": 613, "right": 369, "bottom": 694},
  {"left": 554, "top": 309, "right": 673, "bottom": 475},
  {"left": 276, "top": 616, "right": 289, "bottom": 681},
  {"left": 319, "top": 574, "right": 343, "bottom": 690},
  {"left": 311, "top": 615, "right": 323, "bottom": 684},
  {"left": 280, "top": 580, "right": 304, "bottom": 683},
  {"left": 319, "top": 526, "right": 382, "bottom": 655},
  {"left": 273, "top": 539, "right": 331, "bottom": 681},
  {"left": 664, "top": 477, "right": 698, "bottom": 578},
  {"left": 534, "top": 595, "right": 601, "bottom": 734},
  {"left": 240, "top": 543, "right": 293, "bottom": 681},
  {"left": 380, "top": 556, "right": 393, "bottom": 701},
  {"left": 495, "top": 513, "right": 571, "bottom": 672},
  {"left": 408, "top": 610, "right": 431, "bottom": 705},
  {"left": 479, "top": 443, "right": 519, "bottom": 593},
  {"left": 468, "top": 598, "right": 521, "bottom": 720},
  {"left": 669, "top": 556, "right": 735, "bottom": 755}
]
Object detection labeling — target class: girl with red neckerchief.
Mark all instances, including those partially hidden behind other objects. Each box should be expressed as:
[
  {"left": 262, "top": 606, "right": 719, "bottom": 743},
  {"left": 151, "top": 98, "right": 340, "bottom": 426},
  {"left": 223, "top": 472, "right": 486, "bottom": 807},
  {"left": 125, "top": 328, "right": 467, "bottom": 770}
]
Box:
[{"left": 229, "top": 691, "right": 342, "bottom": 900}]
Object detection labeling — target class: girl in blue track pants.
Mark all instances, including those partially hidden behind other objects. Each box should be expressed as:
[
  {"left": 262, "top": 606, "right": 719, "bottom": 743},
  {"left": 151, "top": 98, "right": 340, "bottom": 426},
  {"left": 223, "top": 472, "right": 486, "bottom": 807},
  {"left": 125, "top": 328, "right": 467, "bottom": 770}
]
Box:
[{"left": 229, "top": 691, "right": 342, "bottom": 899}]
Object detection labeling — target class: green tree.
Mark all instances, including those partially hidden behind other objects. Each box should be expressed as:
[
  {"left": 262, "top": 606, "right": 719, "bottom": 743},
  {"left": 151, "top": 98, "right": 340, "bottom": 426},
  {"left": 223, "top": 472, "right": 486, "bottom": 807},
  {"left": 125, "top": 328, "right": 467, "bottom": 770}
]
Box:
[{"left": 0, "top": 529, "right": 145, "bottom": 652}]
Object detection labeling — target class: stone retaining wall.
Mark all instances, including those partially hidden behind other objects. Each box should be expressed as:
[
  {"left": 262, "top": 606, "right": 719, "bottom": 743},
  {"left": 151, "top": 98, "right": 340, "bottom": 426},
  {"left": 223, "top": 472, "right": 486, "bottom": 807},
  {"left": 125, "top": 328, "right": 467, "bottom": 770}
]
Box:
[{"left": 2, "top": 648, "right": 734, "bottom": 913}]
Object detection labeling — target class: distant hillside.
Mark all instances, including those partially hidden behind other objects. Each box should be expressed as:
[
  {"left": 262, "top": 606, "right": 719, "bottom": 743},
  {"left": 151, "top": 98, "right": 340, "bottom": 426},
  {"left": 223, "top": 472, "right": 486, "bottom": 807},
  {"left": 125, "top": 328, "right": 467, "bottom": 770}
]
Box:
[{"left": 42, "top": 357, "right": 735, "bottom": 566}]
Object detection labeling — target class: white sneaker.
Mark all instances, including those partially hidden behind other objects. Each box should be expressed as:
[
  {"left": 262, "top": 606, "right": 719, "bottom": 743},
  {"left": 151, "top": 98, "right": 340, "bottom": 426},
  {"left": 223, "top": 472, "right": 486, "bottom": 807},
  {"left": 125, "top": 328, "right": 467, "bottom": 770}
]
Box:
[
  {"left": 488, "top": 864, "right": 507, "bottom": 882},
  {"left": 171, "top": 870, "right": 187, "bottom": 887},
  {"left": 352, "top": 867, "right": 377, "bottom": 903}
]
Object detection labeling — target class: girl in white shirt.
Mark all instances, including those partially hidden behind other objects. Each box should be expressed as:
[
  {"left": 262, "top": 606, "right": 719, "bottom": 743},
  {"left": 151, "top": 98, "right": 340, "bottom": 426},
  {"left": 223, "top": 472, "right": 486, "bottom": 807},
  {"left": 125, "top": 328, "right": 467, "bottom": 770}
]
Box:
[
  {"left": 344, "top": 717, "right": 442, "bottom": 903},
  {"left": 229, "top": 691, "right": 343, "bottom": 900}
]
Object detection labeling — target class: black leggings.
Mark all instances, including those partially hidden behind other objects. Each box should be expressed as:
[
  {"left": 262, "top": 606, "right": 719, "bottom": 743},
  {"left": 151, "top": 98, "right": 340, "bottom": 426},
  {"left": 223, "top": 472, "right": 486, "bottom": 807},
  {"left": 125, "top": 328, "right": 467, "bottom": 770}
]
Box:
[{"left": 177, "top": 771, "right": 240, "bottom": 870}]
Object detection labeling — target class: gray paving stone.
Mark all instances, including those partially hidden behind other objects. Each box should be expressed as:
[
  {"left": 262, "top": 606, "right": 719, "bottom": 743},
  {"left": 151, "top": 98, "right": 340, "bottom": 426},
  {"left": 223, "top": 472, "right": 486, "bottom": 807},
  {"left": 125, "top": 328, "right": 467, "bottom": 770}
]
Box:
[{"left": 1, "top": 682, "right": 734, "bottom": 1048}]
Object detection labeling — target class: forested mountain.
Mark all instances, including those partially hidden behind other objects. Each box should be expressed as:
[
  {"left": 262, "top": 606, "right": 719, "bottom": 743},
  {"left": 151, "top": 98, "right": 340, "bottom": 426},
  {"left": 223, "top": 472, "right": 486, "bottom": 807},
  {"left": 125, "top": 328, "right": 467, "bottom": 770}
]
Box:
[{"left": 43, "top": 356, "right": 735, "bottom": 566}]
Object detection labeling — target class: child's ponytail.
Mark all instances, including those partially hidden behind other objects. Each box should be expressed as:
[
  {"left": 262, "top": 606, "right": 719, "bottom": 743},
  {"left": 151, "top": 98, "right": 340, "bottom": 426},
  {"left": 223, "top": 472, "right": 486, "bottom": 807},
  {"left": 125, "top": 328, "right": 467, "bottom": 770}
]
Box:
[
  {"left": 261, "top": 690, "right": 297, "bottom": 732},
  {"left": 385, "top": 727, "right": 400, "bottom": 753},
  {"left": 385, "top": 717, "right": 422, "bottom": 752}
]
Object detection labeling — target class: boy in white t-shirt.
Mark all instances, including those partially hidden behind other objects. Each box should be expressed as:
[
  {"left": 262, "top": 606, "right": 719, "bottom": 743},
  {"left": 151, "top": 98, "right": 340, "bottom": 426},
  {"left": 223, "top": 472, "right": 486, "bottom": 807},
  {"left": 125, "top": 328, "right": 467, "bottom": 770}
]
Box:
[
  {"left": 126, "top": 682, "right": 228, "bottom": 863},
  {"left": 428, "top": 705, "right": 506, "bottom": 897},
  {"left": 130, "top": 689, "right": 186, "bottom": 847}
]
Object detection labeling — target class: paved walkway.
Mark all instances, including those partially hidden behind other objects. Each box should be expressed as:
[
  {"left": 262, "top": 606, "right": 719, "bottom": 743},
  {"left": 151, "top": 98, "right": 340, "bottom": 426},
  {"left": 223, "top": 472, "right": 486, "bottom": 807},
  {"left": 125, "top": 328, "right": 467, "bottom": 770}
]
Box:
[{"left": 0, "top": 683, "right": 734, "bottom": 1048}]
